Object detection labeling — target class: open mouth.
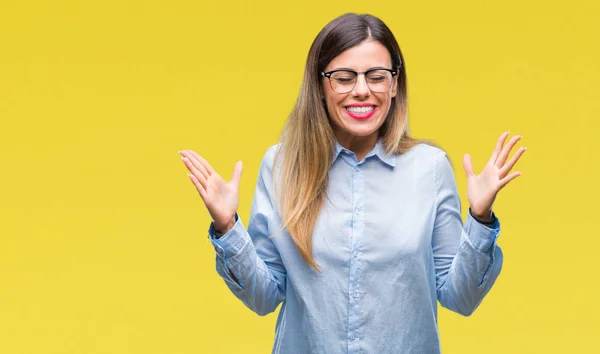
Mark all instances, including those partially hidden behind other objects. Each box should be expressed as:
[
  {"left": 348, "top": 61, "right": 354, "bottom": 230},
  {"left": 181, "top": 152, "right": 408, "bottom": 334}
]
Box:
[{"left": 344, "top": 105, "right": 376, "bottom": 120}]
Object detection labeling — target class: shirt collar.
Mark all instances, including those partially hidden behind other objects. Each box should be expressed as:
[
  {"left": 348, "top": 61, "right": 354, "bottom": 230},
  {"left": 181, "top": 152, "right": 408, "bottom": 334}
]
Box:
[{"left": 333, "top": 138, "right": 396, "bottom": 167}]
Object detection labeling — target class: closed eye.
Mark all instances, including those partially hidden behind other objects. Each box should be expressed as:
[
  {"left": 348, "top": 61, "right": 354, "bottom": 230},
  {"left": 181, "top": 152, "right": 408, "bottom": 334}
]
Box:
[{"left": 368, "top": 76, "right": 386, "bottom": 82}]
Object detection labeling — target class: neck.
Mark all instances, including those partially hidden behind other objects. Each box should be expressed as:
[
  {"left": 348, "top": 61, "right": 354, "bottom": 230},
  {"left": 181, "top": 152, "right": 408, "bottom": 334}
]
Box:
[{"left": 335, "top": 131, "right": 379, "bottom": 162}]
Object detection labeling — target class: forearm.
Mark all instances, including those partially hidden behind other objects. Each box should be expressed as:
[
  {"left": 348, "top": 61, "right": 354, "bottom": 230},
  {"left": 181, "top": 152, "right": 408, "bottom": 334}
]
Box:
[
  {"left": 210, "top": 218, "right": 286, "bottom": 316},
  {"left": 437, "top": 214, "right": 503, "bottom": 316}
]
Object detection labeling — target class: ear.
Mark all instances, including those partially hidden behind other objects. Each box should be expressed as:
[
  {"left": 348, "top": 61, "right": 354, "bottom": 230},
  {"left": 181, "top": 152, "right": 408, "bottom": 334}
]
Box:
[
  {"left": 319, "top": 84, "right": 328, "bottom": 105},
  {"left": 391, "top": 74, "right": 398, "bottom": 98}
]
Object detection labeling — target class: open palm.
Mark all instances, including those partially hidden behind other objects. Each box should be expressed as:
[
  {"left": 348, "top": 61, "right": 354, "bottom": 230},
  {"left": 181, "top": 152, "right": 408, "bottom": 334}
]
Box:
[
  {"left": 180, "top": 150, "right": 242, "bottom": 233},
  {"left": 463, "top": 132, "right": 526, "bottom": 219}
]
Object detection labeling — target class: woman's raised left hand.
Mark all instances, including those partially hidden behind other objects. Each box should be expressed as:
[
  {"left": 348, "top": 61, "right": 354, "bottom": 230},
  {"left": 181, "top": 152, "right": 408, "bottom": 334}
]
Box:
[{"left": 462, "top": 132, "right": 526, "bottom": 221}]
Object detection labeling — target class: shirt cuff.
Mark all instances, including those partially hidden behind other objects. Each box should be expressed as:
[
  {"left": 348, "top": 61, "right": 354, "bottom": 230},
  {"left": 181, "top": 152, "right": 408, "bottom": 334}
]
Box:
[
  {"left": 463, "top": 211, "right": 501, "bottom": 252},
  {"left": 208, "top": 213, "right": 249, "bottom": 259}
]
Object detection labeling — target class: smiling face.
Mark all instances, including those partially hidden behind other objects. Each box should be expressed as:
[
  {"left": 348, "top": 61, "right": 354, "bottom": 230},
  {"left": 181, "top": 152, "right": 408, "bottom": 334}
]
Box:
[{"left": 322, "top": 39, "right": 398, "bottom": 149}]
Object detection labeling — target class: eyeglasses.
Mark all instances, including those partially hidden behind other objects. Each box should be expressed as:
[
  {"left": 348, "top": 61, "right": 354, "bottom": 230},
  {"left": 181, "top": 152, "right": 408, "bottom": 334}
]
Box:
[{"left": 321, "top": 68, "right": 398, "bottom": 94}]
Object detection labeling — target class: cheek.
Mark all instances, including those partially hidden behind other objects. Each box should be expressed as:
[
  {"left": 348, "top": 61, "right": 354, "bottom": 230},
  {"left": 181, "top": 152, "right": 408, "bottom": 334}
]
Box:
[
  {"left": 324, "top": 94, "right": 345, "bottom": 118},
  {"left": 377, "top": 94, "right": 393, "bottom": 116},
  {"left": 326, "top": 101, "right": 341, "bottom": 122}
]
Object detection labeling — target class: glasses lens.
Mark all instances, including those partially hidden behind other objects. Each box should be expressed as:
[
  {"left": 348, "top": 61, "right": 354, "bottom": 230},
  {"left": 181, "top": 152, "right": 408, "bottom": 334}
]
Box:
[
  {"left": 366, "top": 70, "right": 393, "bottom": 93},
  {"left": 329, "top": 71, "right": 356, "bottom": 93}
]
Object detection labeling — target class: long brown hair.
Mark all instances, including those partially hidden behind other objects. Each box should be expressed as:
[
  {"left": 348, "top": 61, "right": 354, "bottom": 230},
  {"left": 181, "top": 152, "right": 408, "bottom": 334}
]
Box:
[{"left": 275, "top": 13, "right": 429, "bottom": 270}]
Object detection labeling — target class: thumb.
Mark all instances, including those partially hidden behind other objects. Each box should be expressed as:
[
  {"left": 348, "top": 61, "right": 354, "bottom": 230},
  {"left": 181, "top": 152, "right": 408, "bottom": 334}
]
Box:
[
  {"left": 230, "top": 160, "right": 243, "bottom": 186},
  {"left": 462, "top": 153, "right": 475, "bottom": 178}
]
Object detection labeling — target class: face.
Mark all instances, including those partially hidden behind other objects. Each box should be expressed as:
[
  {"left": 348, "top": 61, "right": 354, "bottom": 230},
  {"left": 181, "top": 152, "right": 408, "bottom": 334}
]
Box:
[{"left": 322, "top": 40, "right": 398, "bottom": 146}]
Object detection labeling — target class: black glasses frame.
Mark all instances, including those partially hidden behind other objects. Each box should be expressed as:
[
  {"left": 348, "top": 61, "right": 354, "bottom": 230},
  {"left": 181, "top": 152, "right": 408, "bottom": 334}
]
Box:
[{"left": 320, "top": 68, "right": 399, "bottom": 93}]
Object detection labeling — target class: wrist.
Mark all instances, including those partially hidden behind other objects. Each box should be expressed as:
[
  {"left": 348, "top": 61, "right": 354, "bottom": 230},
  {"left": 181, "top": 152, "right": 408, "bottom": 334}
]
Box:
[
  {"left": 469, "top": 208, "right": 495, "bottom": 224},
  {"left": 214, "top": 216, "right": 236, "bottom": 235}
]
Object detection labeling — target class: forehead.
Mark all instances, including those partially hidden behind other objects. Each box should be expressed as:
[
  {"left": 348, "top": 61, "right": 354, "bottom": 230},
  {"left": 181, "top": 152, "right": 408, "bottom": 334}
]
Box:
[{"left": 324, "top": 40, "right": 392, "bottom": 72}]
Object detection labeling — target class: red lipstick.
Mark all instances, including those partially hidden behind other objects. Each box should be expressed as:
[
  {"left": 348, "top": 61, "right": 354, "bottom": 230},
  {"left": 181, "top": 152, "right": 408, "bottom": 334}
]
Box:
[{"left": 344, "top": 104, "right": 377, "bottom": 120}]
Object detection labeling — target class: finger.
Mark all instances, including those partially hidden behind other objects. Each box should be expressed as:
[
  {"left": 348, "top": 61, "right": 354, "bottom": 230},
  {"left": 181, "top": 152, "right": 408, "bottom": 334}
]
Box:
[
  {"left": 182, "top": 152, "right": 210, "bottom": 181},
  {"left": 499, "top": 171, "right": 522, "bottom": 189},
  {"left": 230, "top": 161, "right": 243, "bottom": 186},
  {"left": 185, "top": 150, "right": 215, "bottom": 175},
  {"left": 490, "top": 131, "right": 510, "bottom": 163},
  {"left": 500, "top": 146, "right": 527, "bottom": 178},
  {"left": 182, "top": 156, "right": 207, "bottom": 187},
  {"left": 462, "top": 154, "right": 475, "bottom": 178},
  {"left": 495, "top": 135, "right": 522, "bottom": 168},
  {"left": 187, "top": 173, "right": 208, "bottom": 200}
]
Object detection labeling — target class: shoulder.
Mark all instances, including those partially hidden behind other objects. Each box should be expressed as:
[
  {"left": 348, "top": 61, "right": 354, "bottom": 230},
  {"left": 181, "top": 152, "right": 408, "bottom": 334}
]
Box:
[
  {"left": 399, "top": 143, "right": 455, "bottom": 185},
  {"left": 263, "top": 143, "right": 280, "bottom": 160},
  {"left": 256, "top": 144, "right": 283, "bottom": 183},
  {"left": 261, "top": 144, "right": 281, "bottom": 169},
  {"left": 400, "top": 143, "right": 449, "bottom": 167}
]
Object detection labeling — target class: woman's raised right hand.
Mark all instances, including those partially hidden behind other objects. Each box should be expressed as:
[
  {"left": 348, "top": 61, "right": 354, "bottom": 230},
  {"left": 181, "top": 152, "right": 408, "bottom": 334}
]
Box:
[{"left": 180, "top": 150, "right": 243, "bottom": 234}]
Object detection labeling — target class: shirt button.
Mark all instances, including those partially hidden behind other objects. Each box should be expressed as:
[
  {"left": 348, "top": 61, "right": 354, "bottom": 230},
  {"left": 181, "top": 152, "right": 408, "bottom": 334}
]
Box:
[
  {"left": 351, "top": 292, "right": 360, "bottom": 298},
  {"left": 353, "top": 252, "right": 358, "bottom": 258}
]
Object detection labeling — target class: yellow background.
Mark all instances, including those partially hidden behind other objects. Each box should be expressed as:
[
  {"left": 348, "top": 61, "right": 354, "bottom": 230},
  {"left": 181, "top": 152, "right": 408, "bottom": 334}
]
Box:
[{"left": 1, "top": 0, "right": 598, "bottom": 353}]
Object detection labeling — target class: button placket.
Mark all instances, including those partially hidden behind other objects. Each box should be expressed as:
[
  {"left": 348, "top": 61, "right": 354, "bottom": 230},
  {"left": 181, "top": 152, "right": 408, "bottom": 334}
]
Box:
[{"left": 348, "top": 162, "right": 364, "bottom": 353}]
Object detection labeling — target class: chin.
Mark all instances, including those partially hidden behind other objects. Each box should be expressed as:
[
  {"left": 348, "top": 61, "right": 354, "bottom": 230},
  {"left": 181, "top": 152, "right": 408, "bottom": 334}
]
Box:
[
  {"left": 341, "top": 123, "right": 380, "bottom": 137},
  {"left": 342, "top": 118, "right": 383, "bottom": 135}
]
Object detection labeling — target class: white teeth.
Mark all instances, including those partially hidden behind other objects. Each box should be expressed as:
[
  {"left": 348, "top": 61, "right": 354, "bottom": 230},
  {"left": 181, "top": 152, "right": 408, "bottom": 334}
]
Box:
[{"left": 346, "top": 106, "right": 375, "bottom": 114}]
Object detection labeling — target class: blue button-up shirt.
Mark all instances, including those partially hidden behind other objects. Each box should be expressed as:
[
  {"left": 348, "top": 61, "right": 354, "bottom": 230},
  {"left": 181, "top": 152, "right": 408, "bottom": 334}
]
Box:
[{"left": 209, "top": 139, "right": 502, "bottom": 354}]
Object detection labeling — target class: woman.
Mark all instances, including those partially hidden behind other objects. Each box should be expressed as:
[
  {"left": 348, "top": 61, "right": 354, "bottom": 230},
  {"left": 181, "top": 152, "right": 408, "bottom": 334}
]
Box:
[{"left": 180, "top": 13, "right": 525, "bottom": 354}]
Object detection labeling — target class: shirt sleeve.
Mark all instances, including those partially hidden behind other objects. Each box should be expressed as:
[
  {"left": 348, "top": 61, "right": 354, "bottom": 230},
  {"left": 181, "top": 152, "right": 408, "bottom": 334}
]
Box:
[
  {"left": 207, "top": 147, "right": 286, "bottom": 316},
  {"left": 432, "top": 151, "right": 503, "bottom": 317}
]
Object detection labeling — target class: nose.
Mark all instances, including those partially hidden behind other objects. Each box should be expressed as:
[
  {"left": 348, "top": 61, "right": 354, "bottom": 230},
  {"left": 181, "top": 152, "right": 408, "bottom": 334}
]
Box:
[{"left": 351, "top": 74, "right": 371, "bottom": 98}]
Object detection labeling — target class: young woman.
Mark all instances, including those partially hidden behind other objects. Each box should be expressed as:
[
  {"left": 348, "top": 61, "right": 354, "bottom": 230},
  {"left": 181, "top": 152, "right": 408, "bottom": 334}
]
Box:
[{"left": 180, "top": 13, "right": 525, "bottom": 354}]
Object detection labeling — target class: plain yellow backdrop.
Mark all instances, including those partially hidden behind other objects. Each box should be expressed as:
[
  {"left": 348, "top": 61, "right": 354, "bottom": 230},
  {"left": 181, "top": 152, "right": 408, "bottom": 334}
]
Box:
[{"left": 1, "top": 0, "right": 598, "bottom": 353}]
